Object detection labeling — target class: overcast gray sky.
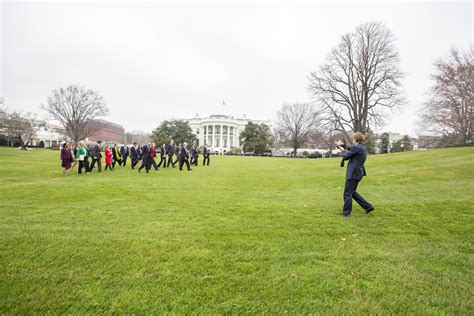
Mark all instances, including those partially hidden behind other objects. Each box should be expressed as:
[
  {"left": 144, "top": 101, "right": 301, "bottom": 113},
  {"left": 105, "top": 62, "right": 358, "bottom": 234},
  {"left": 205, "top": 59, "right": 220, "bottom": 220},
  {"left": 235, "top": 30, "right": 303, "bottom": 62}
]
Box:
[{"left": 1, "top": 0, "right": 472, "bottom": 135}]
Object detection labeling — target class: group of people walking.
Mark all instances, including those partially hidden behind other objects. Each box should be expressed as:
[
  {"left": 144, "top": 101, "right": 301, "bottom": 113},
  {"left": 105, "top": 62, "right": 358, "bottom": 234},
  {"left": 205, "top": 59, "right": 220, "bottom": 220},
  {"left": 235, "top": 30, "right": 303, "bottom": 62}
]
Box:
[
  {"left": 59, "top": 132, "right": 374, "bottom": 217},
  {"left": 60, "top": 139, "right": 211, "bottom": 175}
]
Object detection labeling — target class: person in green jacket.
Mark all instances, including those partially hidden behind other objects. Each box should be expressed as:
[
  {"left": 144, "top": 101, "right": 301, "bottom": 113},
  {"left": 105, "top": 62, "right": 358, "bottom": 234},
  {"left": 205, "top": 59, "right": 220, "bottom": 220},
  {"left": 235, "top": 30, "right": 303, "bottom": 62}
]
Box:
[{"left": 77, "top": 142, "right": 89, "bottom": 174}]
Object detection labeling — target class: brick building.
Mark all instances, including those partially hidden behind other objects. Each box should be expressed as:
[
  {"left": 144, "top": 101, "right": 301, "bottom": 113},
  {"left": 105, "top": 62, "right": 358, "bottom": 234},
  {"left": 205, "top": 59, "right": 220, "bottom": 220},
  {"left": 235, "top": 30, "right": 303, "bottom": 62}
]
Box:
[{"left": 87, "top": 119, "right": 125, "bottom": 144}]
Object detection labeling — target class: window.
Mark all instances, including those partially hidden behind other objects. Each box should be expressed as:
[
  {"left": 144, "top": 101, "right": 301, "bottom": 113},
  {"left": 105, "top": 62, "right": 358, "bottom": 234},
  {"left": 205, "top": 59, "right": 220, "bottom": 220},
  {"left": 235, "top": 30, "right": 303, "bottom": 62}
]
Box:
[{"left": 196, "top": 128, "right": 200, "bottom": 135}]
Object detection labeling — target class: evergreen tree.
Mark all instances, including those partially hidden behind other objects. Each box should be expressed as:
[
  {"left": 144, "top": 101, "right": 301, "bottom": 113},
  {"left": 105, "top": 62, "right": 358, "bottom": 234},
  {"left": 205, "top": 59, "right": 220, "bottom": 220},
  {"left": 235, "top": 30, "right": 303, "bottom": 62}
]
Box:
[
  {"left": 239, "top": 122, "right": 274, "bottom": 153},
  {"left": 152, "top": 120, "right": 196, "bottom": 146}
]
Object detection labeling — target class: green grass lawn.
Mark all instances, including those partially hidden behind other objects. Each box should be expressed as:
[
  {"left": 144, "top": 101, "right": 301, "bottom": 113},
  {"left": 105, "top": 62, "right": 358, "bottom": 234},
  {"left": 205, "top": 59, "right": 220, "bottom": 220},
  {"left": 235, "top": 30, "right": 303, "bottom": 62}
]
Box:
[{"left": 0, "top": 147, "right": 473, "bottom": 314}]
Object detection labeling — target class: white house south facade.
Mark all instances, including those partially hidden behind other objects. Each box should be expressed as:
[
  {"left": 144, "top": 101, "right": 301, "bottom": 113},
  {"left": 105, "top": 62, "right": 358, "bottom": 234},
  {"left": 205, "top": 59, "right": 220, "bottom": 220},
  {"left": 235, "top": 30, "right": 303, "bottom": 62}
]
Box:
[{"left": 186, "top": 114, "right": 272, "bottom": 154}]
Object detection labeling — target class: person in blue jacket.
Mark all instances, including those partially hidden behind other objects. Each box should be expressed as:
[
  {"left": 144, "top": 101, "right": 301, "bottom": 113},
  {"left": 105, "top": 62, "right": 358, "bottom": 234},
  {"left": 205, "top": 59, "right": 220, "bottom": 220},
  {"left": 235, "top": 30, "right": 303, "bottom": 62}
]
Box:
[{"left": 335, "top": 132, "right": 374, "bottom": 217}]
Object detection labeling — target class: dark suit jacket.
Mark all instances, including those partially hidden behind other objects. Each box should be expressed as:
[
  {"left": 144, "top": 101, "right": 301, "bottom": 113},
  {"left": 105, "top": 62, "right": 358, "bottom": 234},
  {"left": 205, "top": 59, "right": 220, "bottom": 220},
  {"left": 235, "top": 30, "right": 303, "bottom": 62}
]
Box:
[
  {"left": 130, "top": 146, "right": 138, "bottom": 159},
  {"left": 191, "top": 146, "right": 198, "bottom": 158},
  {"left": 91, "top": 144, "right": 101, "bottom": 159},
  {"left": 341, "top": 143, "right": 367, "bottom": 180},
  {"left": 160, "top": 147, "right": 166, "bottom": 158},
  {"left": 167, "top": 144, "right": 174, "bottom": 155},
  {"left": 141, "top": 145, "right": 151, "bottom": 159},
  {"left": 180, "top": 147, "right": 189, "bottom": 161},
  {"left": 120, "top": 145, "right": 129, "bottom": 157},
  {"left": 203, "top": 147, "right": 209, "bottom": 157}
]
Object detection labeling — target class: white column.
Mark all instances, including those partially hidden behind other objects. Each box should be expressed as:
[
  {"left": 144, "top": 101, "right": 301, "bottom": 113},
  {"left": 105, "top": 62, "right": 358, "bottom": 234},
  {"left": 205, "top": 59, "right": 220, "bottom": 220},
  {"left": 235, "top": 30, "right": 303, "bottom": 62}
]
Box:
[
  {"left": 212, "top": 125, "right": 215, "bottom": 148},
  {"left": 227, "top": 125, "right": 230, "bottom": 149},
  {"left": 235, "top": 128, "right": 239, "bottom": 148},
  {"left": 220, "top": 124, "right": 223, "bottom": 152},
  {"left": 200, "top": 126, "right": 204, "bottom": 146}
]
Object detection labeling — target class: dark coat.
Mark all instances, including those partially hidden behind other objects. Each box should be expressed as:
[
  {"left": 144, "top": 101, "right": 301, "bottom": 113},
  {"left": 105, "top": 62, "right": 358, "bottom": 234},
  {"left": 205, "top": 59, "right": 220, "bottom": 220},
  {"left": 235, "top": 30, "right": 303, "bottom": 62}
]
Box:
[
  {"left": 120, "top": 145, "right": 129, "bottom": 157},
  {"left": 160, "top": 147, "right": 166, "bottom": 158},
  {"left": 61, "top": 147, "right": 72, "bottom": 169},
  {"left": 112, "top": 147, "right": 121, "bottom": 160},
  {"left": 130, "top": 146, "right": 139, "bottom": 160},
  {"left": 90, "top": 144, "right": 101, "bottom": 159},
  {"left": 341, "top": 143, "right": 368, "bottom": 180},
  {"left": 203, "top": 146, "right": 209, "bottom": 157},
  {"left": 191, "top": 146, "right": 198, "bottom": 159},
  {"left": 141, "top": 145, "right": 151, "bottom": 160},
  {"left": 137, "top": 147, "right": 143, "bottom": 160},
  {"left": 180, "top": 147, "right": 189, "bottom": 161},
  {"left": 166, "top": 143, "right": 174, "bottom": 155}
]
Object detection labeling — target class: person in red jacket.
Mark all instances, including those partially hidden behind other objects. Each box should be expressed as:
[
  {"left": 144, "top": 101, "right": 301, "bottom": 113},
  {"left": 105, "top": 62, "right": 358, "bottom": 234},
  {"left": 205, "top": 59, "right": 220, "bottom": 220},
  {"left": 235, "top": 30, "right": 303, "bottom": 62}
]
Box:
[
  {"left": 104, "top": 145, "right": 113, "bottom": 171},
  {"left": 150, "top": 142, "right": 159, "bottom": 171}
]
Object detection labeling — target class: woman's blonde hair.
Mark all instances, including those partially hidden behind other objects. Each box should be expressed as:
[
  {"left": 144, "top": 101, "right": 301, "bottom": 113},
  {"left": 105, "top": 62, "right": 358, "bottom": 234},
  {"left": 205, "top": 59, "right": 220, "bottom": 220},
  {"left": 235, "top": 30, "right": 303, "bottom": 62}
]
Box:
[{"left": 353, "top": 132, "right": 365, "bottom": 144}]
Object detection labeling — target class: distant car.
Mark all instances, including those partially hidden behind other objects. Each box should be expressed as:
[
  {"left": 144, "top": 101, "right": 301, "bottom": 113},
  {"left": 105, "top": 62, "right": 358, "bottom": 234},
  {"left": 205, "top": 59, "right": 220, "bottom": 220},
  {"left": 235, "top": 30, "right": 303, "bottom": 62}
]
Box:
[
  {"left": 256, "top": 150, "right": 272, "bottom": 157},
  {"left": 307, "top": 152, "right": 323, "bottom": 158},
  {"left": 242, "top": 151, "right": 255, "bottom": 156},
  {"left": 209, "top": 150, "right": 219, "bottom": 155},
  {"left": 272, "top": 151, "right": 287, "bottom": 157}
]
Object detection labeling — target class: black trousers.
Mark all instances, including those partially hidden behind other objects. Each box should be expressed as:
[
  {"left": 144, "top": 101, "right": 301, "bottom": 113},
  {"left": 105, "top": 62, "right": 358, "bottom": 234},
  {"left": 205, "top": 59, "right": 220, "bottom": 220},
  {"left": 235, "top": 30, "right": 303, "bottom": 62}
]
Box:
[
  {"left": 203, "top": 156, "right": 210, "bottom": 166},
  {"left": 131, "top": 157, "right": 139, "bottom": 169},
  {"left": 122, "top": 155, "right": 128, "bottom": 166},
  {"left": 112, "top": 158, "right": 122, "bottom": 168},
  {"left": 190, "top": 156, "right": 198, "bottom": 166},
  {"left": 157, "top": 156, "right": 166, "bottom": 168},
  {"left": 78, "top": 160, "right": 88, "bottom": 174},
  {"left": 167, "top": 154, "right": 175, "bottom": 167},
  {"left": 343, "top": 179, "right": 372, "bottom": 215},
  {"left": 89, "top": 157, "right": 102, "bottom": 172},
  {"left": 150, "top": 158, "right": 159, "bottom": 170},
  {"left": 139, "top": 158, "right": 151, "bottom": 173},
  {"left": 179, "top": 158, "right": 191, "bottom": 170}
]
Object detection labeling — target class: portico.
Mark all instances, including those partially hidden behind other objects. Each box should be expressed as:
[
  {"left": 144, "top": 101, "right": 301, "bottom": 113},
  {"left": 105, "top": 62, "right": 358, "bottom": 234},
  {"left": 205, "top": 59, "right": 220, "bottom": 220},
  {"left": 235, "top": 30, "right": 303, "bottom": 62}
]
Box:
[{"left": 187, "top": 114, "right": 271, "bottom": 153}]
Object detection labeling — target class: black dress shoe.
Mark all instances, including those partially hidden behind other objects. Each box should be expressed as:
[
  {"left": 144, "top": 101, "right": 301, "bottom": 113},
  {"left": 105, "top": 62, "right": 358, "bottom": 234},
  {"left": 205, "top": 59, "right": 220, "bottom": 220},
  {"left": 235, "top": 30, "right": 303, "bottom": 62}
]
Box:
[{"left": 365, "top": 206, "right": 375, "bottom": 214}]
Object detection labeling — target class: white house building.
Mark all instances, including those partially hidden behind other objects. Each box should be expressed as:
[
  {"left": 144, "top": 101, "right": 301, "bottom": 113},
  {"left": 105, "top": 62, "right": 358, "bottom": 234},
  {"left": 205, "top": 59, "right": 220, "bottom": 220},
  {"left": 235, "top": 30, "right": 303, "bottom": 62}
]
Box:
[
  {"left": 186, "top": 114, "right": 272, "bottom": 153},
  {"left": 32, "top": 122, "right": 64, "bottom": 148}
]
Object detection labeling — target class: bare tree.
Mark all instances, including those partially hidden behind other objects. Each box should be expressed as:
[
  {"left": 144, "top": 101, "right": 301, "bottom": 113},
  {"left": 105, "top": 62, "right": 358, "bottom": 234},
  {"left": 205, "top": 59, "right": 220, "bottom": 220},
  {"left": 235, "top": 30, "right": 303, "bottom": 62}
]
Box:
[
  {"left": 308, "top": 22, "right": 405, "bottom": 140},
  {"left": 421, "top": 47, "right": 473, "bottom": 144},
  {"left": 1, "top": 111, "right": 41, "bottom": 148},
  {"left": 42, "top": 85, "right": 108, "bottom": 143},
  {"left": 275, "top": 103, "right": 321, "bottom": 156},
  {"left": 310, "top": 122, "right": 345, "bottom": 154}
]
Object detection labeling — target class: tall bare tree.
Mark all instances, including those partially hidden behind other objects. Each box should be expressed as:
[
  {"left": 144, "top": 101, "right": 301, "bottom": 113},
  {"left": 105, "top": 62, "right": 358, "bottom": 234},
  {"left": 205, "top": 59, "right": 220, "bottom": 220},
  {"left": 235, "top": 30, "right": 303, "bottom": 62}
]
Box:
[
  {"left": 1, "top": 110, "right": 40, "bottom": 148},
  {"left": 308, "top": 22, "right": 405, "bottom": 140},
  {"left": 309, "top": 123, "right": 345, "bottom": 153},
  {"left": 42, "top": 85, "right": 108, "bottom": 143},
  {"left": 275, "top": 103, "right": 321, "bottom": 156},
  {"left": 421, "top": 47, "right": 473, "bottom": 144}
]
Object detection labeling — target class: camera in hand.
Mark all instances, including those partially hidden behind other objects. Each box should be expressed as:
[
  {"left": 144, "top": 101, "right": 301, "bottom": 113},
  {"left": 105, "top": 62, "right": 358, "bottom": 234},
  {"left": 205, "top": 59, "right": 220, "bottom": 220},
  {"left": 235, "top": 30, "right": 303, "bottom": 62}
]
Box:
[{"left": 336, "top": 139, "right": 346, "bottom": 168}]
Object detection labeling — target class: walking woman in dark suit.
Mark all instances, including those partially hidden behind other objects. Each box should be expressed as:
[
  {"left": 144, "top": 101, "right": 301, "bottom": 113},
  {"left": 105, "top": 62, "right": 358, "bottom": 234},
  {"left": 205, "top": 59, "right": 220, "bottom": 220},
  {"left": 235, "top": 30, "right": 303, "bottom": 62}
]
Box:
[
  {"left": 60, "top": 142, "right": 73, "bottom": 176},
  {"left": 157, "top": 143, "right": 167, "bottom": 168},
  {"left": 179, "top": 142, "right": 192, "bottom": 171},
  {"left": 202, "top": 145, "right": 210, "bottom": 166},
  {"left": 335, "top": 132, "right": 374, "bottom": 217}
]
